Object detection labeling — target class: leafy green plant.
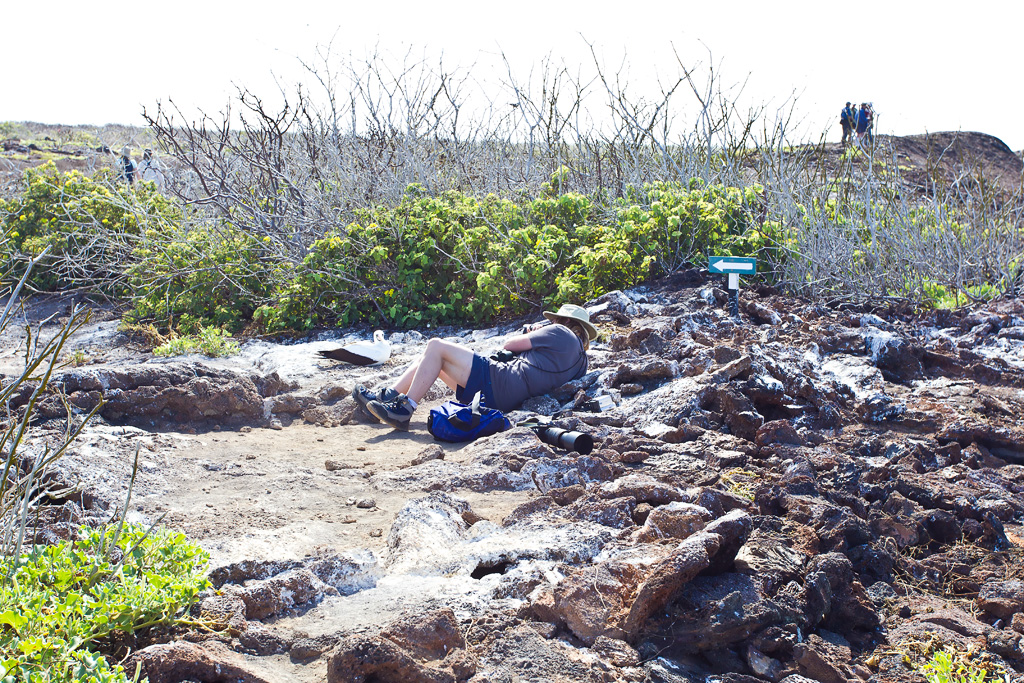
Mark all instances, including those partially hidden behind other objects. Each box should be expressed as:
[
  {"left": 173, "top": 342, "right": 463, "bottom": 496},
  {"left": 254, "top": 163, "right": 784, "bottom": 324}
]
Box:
[
  {"left": 0, "top": 162, "right": 180, "bottom": 292},
  {"left": 62, "top": 350, "right": 90, "bottom": 367},
  {"left": 254, "top": 175, "right": 762, "bottom": 332},
  {"left": 153, "top": 326, "right": 240, "bottom": 357},
  {"left": 0, "top": 524, "right": 210, "bottom": 683},
  {"left": 917, "top": 279, "right": 1001, "bottom": 310},
  {"left": 919, "top": 648, "right": 1007, "bottom": 683},
  {"left": 612, "top": 180, "right": 758, "bottom": 274},
  {"left": 719, "top": 468, "right": 758, "bottom": 501},
  {"left": 126, "top": 219, "right": 283, "bottom": 333}
]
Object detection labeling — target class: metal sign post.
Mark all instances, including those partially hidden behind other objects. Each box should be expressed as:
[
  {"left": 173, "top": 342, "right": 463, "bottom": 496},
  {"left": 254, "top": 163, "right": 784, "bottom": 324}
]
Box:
[{"left": 708, "top": 256, "right": 757, "bottom": 320}]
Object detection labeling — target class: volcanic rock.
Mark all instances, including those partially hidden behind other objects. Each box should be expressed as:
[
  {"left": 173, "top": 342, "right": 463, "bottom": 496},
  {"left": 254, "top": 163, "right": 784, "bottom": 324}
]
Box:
[
  {"left": 225, "top": 568, "right": 339, "bottom": 620},
  {"left": 326, "top": 608, "right": 476, "bottom": 683},
  {"left": 793, "top": 632, "right": 855, "bottom": 683},
  {"left": 128, "top": 641, "right": 273, "bottom": 683},
  {"left": 47, "top": 362, "right": 289, "bottom": 426},
  {"left": 635, "top": 501, "right": 713, "bottom": 542},
  {"left": 978, "top": 580, "right": 1024, "bottom": 620}
]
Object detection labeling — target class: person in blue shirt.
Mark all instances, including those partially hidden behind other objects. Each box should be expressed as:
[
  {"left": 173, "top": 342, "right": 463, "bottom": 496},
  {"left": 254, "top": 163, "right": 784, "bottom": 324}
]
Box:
[
  {"left": 118, "top": 146, "right": 136, "bottom": 184},
  {"left": 840, "top": 102, "right": 856, "bottom": 146},
  {"left": 856, "top": 104, "right": 872, "bottom": 145}
]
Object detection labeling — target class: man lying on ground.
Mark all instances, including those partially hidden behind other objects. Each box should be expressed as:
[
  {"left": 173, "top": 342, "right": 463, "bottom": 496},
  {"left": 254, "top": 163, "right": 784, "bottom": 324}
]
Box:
[{"left": 354, "top": 304, "right": 597, "bottom": 430}]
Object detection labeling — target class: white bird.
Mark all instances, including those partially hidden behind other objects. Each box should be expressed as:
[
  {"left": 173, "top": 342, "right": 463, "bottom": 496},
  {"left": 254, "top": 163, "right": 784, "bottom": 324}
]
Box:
[{"left": 318, "top": 330, "right": 391, "bottom": 366}]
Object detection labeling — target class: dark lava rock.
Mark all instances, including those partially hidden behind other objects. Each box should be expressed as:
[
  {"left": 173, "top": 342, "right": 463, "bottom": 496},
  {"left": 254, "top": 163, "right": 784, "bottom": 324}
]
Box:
[
  {"left": 198, "top": 593, "right": 248, "bottom": 635},
  {"left": 128, "top": 641, "right": 273, "bottom": 683},
  {"left": 624, "top": 530, "right": 722, "bottom": 640},
  {"left": 668, "top": 573, "right": 783, "bottom": 652},
  {"left": 46, "top": 362, "right": 292, "bottom": 426},
  {"left": 290, "top": 633, "right": 343, "bottom": 661},
  {"left": 862, "top": 327, "right": 924, "bottom": 382},
  {"left": 702, "top": 509, "right": 753, "bottom": 575},
  {"left": 636, "top": 502, "right": 713, "bottom": 542},
  {"left": 564, "top": 494, "right": 637, "bottom": 529},
  {"left": 326, "top": 608, "right": 476, "bottom": 683},
  {"left": 755, "top": 420, "right": 806, "bottom": 448},
  {"left": 238, "top": 621, "right": 291, "bottom": 655},
  {"left": 793, "top": 632, "right": 855, "bottom": 683},
  {"left": 612, "top": 358, "right": 677, "bottom": 387},
  {"left": 702, "top": 386, "right": 764, "bottom": 442},
  {"left": 978, "top": 580, "right": 1024, "bottom": 620},
  {"left": 226, "top": 568, "right": 338, "bottom": 620}
]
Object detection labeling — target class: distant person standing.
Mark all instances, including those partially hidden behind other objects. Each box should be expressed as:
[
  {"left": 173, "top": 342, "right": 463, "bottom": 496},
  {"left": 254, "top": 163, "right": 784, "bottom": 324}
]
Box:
[
  {"left": 840, "top": 102, "right": 856, "bottom": 146},
  {"left": 856, "top": 103, "right": 871, "bottom": 146},
  {"left": 137, "top": 148, "right": 165, "bottom": 189},
  {"left": 118, "top": 146, "right": 136, "bottom": 185},
  {"left": 865, "top": 103, "right": 876, "bottom": 145}
]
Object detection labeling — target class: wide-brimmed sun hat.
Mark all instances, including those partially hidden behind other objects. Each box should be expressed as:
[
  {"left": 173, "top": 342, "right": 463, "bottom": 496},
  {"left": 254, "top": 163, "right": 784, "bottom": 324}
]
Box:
[
  {"left": 121, "top": 146, "right": 131, "bottom": 157},
  {"left": 543, "top": 303, "right": 598, "bottom": 341}
]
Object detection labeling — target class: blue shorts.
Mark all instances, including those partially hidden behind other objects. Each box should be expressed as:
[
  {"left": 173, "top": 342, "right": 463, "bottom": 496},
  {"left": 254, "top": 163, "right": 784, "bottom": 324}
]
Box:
[{"left": 456, "top": 354, "right": 496, "bottom": 407}]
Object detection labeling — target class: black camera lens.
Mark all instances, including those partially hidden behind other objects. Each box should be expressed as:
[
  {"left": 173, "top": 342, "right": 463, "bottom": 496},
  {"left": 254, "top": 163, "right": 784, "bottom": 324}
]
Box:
[{"left": 538, "top": 427, "right": 594, "bottom": 455}]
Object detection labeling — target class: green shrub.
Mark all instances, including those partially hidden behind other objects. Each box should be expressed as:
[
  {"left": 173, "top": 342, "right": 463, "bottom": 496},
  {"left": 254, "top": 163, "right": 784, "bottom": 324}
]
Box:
[
  {"left": 255, "top": 176, "right": 762, "bottom": 331},
  {"left": 613, "top": 180, "right": 760, "bottom": 271},
  {"left": 127, "top": 223, "right": 280, "bottom": 333},
  {"left": 258, "top": 187, "right": 558, "bottom": 331},
  {"left": 919, "top": 648, "right": 1006, "bottom": 683},
  {"left": 918, "top": 279, "right": 1001, "bottom": 310},
  {"left": 0, "top": 162, "right": 179, "bottom": 292},
  {"left": 1, "top": 165, "right": 780, "bottom": 333},
  {"left": 153, "top": 326, "right": 241, "bottom": 357},
  {"left": 0, "top": 524, "right": 209, "bottom": 683}
]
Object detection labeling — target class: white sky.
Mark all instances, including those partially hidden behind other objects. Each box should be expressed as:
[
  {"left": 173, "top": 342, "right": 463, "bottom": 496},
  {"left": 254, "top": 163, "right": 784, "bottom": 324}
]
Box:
[{"left": 4, "top": 0, "right": 1023, "bottom": 151}]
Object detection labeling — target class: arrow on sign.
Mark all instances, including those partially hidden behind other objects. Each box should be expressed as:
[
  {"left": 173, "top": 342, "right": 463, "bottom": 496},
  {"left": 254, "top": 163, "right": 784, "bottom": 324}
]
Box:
[{"left": 708, "top": 256, "right": 757, "bottom": 274}]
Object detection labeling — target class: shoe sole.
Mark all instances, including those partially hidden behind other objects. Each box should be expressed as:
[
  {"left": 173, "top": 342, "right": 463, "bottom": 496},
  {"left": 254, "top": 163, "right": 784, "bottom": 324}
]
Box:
[
  {"left": 353, "top": 387, "right": 381, "bottom": 423},
  {"left": 366, "top": 401, "right": 411, "bottom": 431},
  {"left": 354, "top": 387, "right": 400, "bottom": 422}
]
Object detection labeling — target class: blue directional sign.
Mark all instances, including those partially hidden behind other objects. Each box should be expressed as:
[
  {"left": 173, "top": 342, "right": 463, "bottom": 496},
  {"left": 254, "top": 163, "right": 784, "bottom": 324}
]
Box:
[{"left": 708, "top": 256, "right": 757, "bottom": 274}]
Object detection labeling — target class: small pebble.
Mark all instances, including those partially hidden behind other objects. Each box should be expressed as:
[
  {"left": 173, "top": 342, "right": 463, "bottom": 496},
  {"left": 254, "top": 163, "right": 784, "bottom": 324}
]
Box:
[
  {"left": 369, "top": 528, "right": 383, "bottom": 538},
  {"left": 356, "top": 498, "right": 376, "bottom": 509}
]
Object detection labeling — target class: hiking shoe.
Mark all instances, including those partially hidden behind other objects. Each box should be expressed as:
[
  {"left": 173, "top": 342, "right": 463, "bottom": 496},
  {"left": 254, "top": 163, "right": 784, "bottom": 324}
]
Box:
[
  {"left": 353, "top": 384, "right": 400, "bottom": 421},
  {"left": 367, "top": 393, "right": 414, "bottom": 431}
]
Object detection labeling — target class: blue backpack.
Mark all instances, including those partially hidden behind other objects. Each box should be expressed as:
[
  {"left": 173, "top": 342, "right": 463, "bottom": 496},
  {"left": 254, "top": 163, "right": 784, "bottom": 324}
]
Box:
[{"left": 427, "top": 392, "right": 511, "bottom": 443}]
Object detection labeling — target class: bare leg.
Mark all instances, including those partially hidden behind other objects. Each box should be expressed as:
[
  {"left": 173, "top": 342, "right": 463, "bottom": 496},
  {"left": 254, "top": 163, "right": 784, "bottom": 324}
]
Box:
[
  {"left": 438, "top": 369, "right": 458, "bottom": 390},
  {"left": 404, "top": 339, "right": 475, "bottom": 403},
  {"left": 391, "top": 356, "right": 458, "bottom": 395},
  {"left": 391, "top": 360, "right": 420, "bottom": 396},
  {"left": 390, "top": 339, "right": 475, "bottom": 403}
]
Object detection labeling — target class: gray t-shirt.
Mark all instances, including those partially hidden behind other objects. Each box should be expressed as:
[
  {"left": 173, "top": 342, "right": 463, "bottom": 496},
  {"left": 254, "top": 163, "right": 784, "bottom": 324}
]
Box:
[{"left": 488, "top": 324, "right": 588, "bottom": 411}]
